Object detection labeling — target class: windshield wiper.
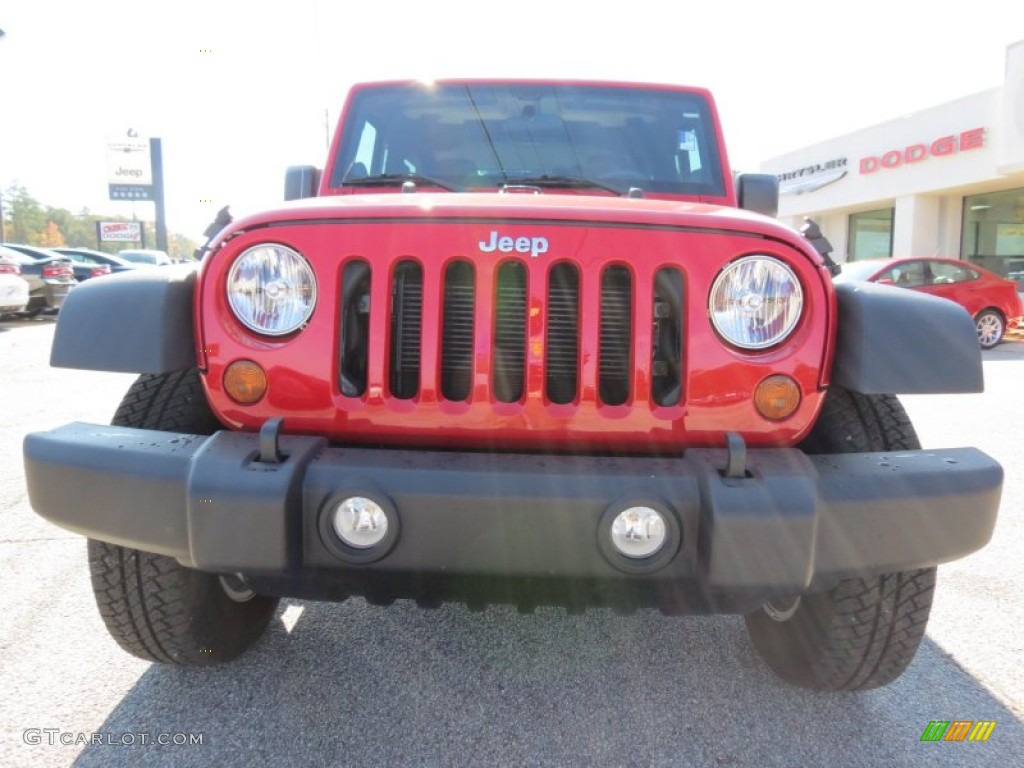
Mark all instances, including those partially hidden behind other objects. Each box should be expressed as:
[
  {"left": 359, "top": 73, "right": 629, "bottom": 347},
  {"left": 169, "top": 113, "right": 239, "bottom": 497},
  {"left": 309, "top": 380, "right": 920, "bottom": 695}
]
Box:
[
  {"left": 341, "top": 173, "right": 461, "bottom": 192},
  {"left": 508, "top": 175, "right": 625, "bottom": 196}
]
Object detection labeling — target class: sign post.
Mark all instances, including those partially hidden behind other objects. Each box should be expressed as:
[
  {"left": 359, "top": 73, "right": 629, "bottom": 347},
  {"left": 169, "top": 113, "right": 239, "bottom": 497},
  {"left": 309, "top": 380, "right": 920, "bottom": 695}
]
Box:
[{"left": 151, "top": 138, "right": 167, "bottom": 253}]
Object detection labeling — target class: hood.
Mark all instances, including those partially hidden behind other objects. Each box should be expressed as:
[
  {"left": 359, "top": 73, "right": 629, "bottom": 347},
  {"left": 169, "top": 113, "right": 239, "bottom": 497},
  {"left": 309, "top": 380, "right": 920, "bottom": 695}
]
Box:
[{"left": 221, "top": 193, "right": 814, "bottom": 256}]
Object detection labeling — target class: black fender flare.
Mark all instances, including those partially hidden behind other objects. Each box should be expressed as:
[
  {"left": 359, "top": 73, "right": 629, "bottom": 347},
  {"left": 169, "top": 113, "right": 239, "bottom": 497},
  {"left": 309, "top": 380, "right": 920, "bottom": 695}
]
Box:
[
  {"left": 50, "top": 266, "right": 197, "bottom": 374},
  {"left": 831, "top": 281, "right": 983, "bottom": 394}
]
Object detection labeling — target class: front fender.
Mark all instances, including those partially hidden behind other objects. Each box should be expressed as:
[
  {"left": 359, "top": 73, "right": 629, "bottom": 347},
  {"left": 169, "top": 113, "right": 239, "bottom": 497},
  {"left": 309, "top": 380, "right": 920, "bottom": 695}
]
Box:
[
  {"left": 50, "top": 266, "right": 196, "bottom": 373},
  {"left": 831, "top": 281, "right": 983, "bottom": 394}
]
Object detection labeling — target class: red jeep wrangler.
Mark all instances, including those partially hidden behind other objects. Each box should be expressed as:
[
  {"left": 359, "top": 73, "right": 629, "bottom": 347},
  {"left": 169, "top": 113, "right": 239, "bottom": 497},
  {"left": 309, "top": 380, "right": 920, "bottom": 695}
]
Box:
[{"left": 24, "top": 80, "right": 1002, "bottom": 690}]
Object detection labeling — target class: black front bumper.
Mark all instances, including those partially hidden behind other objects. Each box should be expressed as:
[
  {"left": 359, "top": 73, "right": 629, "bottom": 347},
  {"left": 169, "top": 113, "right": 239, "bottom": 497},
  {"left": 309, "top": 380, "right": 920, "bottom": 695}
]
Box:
[{"left": 24, "top": 423, "right": 1002, "bottom": 611}]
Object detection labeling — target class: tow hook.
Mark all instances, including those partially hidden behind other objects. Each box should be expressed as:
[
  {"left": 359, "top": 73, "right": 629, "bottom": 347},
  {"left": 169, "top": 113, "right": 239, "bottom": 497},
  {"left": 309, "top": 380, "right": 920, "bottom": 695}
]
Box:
[
  {"left": 724, "top": 432, "right": 748, "bottom": 478},
  {"left": 259, "top": 417, "right": 285, "bottom": 464}
]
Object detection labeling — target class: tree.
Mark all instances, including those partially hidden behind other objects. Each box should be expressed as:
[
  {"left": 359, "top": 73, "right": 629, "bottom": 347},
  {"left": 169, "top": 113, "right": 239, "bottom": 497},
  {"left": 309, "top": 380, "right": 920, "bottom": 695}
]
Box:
[
  {"left": 3, "top": 184, "right": 47, "bottom": 244},
  {"left": 1, "top": 184, "right": 197, "bottom": 258},
  {"left": 38, "top": 221, "right": 66, "bottom": 247}
]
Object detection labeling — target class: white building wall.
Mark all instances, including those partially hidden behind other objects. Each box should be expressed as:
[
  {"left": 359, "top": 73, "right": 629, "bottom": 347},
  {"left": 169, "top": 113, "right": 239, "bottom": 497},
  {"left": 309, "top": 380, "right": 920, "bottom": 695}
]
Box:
[
  {"left": 893, "top": 195, "right": 940, "bottom": 257},
  {"left": 998, "top": 40, "right": 1024, "bottom": 174},
  {"left": 764, "top": 89, "right": 1000, "bottom": 219},
  {"left": 760, "top": 42, "right": 1024, "bottom": 265},
  {"left": 936, "top": 194, "right": 962, "bottom": 257}
]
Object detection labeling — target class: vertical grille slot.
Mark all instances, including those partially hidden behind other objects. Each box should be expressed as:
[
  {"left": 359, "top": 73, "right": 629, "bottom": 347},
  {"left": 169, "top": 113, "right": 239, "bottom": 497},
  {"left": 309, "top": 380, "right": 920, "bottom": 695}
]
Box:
[
  {"left": 339, "top": 259, "right": 371, "bottom": 397},
  {"left": 652, "top": 268, "right": 684, "bottom": 406},
  {"left": 389, "top": 261, "right": 423, "bottom": 399},
  {"left": 441, "top": 260, "right": 475, "bottom": 401},
  {"left": 545, "top": 263, "right": 580, "bottom": 405},
  {"left": 493, "top": 261, "right": 527, "bottom": 403},
  {"left": 599, "top": 265, "right": 632, "bottom": 406}
]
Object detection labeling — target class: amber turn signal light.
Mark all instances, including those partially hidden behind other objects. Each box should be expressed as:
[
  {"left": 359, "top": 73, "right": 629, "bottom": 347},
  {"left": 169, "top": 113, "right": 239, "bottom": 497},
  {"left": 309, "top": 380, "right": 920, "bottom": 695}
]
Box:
[
  {"left": 754, "top": 375, "right": 801, "bottom": 421},
  {"left": 224, "top": 360, "right": 268, "bottom": 404}
]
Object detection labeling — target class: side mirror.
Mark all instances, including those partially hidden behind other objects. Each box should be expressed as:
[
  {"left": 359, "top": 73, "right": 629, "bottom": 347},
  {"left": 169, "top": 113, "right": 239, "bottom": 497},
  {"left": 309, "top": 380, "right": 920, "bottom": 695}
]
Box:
[
  {"left": 735, "top": 173, "right": 779, "bottom": 218},
  {"left": 284, "top": 166, "right": 321, "bottom": 201},
  {"left": 876, "top": 278, "right": 894, "bottom": 286}
]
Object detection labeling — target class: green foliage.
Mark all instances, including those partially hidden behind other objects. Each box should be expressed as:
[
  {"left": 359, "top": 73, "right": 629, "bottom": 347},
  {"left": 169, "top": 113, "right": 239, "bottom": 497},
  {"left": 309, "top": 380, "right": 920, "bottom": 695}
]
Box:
[{"left": 1, "top": 184, "right": 198, "bottom": 259}]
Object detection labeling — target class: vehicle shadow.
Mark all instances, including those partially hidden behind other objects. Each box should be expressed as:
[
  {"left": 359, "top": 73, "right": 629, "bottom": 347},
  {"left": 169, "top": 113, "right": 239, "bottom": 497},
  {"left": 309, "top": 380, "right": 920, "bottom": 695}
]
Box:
[
  {"left": 72, "top": 599, "right": 1022, "bottom": 768},
  {"left": 0, "top": 314, "right": 57, "bottom": 330},
  {"left": 982, "top": 338, "right": 1024, "bottom": 362}
]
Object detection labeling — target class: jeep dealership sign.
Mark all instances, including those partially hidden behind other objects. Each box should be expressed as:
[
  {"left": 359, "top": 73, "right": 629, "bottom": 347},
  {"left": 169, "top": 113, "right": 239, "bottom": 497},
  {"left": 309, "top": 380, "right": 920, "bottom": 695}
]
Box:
[{"left": 107, "top": 138, "right": 154, "bottom": 201}]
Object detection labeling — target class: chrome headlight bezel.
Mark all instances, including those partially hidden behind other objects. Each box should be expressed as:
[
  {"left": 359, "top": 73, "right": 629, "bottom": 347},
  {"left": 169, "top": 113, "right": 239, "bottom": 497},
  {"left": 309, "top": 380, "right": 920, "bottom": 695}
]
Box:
[
  {"left": 226, "top": 243, "right": 317, "bottom": 337},
  {"left": 708, "top": 255, "right": 804, "bottom": 350}
]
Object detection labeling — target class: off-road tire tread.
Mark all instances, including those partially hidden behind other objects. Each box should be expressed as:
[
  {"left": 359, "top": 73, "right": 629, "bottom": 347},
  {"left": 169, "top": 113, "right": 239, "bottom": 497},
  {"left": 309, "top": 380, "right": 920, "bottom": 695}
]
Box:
[
  {"left": 745, "top": 386, "right": 936, "bottom": 691},
  {"left": 112, "top": 370, "right": 220, "bottom": 434},
  {"left": 88, "top": 370, "right": 277, "bottom": 666}
]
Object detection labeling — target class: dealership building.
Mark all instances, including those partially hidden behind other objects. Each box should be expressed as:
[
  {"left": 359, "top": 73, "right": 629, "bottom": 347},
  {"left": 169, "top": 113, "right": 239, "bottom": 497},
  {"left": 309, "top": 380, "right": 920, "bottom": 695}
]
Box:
[{"left": 761, "top": 40, "right": 1024, "bottom": 283}]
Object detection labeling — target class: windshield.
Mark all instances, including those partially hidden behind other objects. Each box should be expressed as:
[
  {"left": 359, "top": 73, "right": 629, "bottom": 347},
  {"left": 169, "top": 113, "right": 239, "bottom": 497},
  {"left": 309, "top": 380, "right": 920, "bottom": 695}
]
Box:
[{"left": 331, "top": 83, "right": 725, "bottom": 197}]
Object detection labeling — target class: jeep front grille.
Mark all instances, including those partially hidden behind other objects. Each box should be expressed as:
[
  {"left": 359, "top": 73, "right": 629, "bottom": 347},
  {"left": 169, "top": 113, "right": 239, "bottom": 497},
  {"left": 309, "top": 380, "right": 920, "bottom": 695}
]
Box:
[
  {"left": 338, "top": 259, "right": 684, "bottom": 408},
  {"left": 493, "top": 262, "right": 527, "bottom": 403},
  {"left": 441, "top": 261, "right": 475, "bottom": 402},
  {"left": 389, "top": 261, "right": 423, "bottom": 399},
  {"left": 545, "top": 263, "right": 580, "bottom": 405},
  {"left": 599, "top": 265, "right": 633, "bottom": 406}
]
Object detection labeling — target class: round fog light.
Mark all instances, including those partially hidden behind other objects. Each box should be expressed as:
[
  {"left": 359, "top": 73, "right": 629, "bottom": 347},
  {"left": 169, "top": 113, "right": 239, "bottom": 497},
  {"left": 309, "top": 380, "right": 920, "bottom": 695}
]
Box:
[
  {"left": 331, "top": 497, "right": 389, "bottom": 549},
  {"left": 610, "top": 506, "right": 667, "bottom": 559}
]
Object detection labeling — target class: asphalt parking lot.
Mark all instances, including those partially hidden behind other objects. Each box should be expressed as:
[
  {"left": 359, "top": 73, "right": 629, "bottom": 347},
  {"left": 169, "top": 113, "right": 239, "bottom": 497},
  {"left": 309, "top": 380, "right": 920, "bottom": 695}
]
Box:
[{"left": 1, "top": 316, "right": 1022, "bottom": 767}]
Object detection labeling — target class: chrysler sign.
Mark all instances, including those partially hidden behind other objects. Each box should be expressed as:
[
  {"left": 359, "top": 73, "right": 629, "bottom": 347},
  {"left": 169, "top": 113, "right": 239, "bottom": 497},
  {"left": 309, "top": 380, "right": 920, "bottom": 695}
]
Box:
[{"left": 776, "top": 157, "right": 848, "bottom": 195}]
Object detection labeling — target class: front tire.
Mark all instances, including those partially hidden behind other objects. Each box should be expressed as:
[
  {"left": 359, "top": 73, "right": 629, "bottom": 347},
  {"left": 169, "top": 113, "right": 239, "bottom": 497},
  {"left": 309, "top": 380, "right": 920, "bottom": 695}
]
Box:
[
  {"left": 744, "top": 387, "right": 937, "bottom": 690},
  {"left": 88, "top": 370, "right": 279, "bottom": 665},
  {"left": 88, "top": 540, "right": 279, "bottom": 666}
]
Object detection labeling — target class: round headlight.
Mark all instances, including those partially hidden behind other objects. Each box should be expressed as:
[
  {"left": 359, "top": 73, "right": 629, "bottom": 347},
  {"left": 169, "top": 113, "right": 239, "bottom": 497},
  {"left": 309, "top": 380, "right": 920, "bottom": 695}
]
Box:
[
  {"left": 227, "top": 244, "right": 316, "bottom": 336},
  {"left": 709, "top": 256, "right": 803, "bottom": 349}
]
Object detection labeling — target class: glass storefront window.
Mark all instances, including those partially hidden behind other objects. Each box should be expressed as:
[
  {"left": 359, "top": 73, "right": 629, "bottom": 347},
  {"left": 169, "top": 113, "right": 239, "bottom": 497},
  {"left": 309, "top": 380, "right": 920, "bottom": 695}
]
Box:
[
  {"left": 962, "top": 187, "right": 1024, "bottom": 289},
  {"left": 848, "top": 208, "right": 893, "bottom": 261}
]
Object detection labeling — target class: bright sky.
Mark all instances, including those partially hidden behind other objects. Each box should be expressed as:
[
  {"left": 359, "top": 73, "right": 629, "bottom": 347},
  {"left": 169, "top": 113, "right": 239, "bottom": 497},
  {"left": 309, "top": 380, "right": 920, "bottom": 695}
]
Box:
[{"left": 1, "top": 0, "right": 1020, "bottom": 241}]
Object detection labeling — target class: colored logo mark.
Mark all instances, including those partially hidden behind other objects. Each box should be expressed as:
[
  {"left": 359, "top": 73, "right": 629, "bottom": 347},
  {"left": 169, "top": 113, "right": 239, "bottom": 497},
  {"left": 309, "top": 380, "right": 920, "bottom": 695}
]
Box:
[{"left": 920, "top": 720, "right": 996, "bottom": 742}]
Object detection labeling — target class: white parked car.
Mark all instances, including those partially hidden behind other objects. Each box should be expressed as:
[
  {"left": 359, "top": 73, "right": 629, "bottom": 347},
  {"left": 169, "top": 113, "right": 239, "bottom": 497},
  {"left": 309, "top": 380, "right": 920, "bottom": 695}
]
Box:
[
  {"left": 0, "top": 251, "right": 33, "bottom": 316},
  {"left": 117, "top": 248, "right": 171, "bottom": 266}
]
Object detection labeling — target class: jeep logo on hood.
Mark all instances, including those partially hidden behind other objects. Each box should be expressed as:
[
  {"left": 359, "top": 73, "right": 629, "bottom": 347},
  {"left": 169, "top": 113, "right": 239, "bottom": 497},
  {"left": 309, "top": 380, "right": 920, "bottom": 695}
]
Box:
[{"left": 478, "top": 231, "right": 549, "bottom": 258}]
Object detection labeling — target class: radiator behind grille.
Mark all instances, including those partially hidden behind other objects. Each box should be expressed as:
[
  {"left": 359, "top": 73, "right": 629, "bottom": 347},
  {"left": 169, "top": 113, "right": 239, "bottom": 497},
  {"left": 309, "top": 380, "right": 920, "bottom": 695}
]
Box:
[
  {"left": 493, "top": 262, "right": 527, "bottom": 403},
  {"left": 599, "top": 266, "right": 632, "bottom": 406},
  {"left": 441, "top": 261, "right": 475, "bottom": 402},
  {"left": 389, "top": 261, "right": 423, "bottom": 399},
  {"left": 546, "top": 263, "right": 580, "bottom": 405}
]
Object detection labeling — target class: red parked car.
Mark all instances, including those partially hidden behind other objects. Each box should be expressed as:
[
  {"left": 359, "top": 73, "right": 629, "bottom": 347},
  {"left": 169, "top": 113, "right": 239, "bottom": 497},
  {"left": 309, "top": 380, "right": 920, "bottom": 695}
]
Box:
[{"left": 837, "top": 257, "right": 1023, "bottom": 348}]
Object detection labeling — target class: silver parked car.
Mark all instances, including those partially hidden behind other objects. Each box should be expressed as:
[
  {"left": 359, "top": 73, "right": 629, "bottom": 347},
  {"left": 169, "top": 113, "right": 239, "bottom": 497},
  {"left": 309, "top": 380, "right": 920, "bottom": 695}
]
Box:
[{"left": 0, "top": 244, "right": 76, "bottom": 316}]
